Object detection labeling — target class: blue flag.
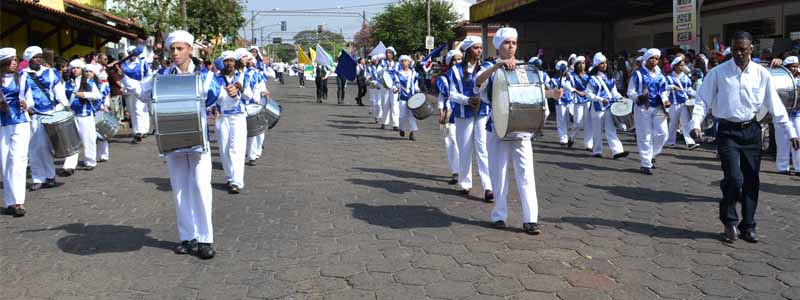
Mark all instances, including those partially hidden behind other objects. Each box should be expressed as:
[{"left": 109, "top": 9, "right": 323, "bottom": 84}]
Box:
[
  {"left": 421, "top": 44, "right": 446, "bottom": 64},
  {"left": 334, "top": 49, "right": 357, "bottom": 81}
]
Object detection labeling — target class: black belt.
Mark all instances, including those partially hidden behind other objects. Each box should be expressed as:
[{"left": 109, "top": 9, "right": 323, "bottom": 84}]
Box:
[{"left": 718, "top": 118, "right": 757, "bottom": 129}]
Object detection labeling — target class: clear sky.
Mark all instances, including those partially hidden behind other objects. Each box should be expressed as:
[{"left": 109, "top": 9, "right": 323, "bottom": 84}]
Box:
[{"left": 240, "top": 0, "right": 397, "bottom": 44}]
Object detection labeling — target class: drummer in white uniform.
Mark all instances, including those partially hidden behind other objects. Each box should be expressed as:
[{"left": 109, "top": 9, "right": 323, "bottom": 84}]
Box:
[
  {"left": 67, "top": 62, "right": 103, "bottom": 171},
  {"left": 568, "top": 56, "right": 593, "bottom": 150},
  {"left": 20, "top": 46, "right": 69, "bottom": 190},
  {"left": 438, "top": 50, "right": 462, "bottom": 185},
  {"left": 394, "top": 55, "right": 420, "bottom": 140},
  {"left": 586, "top": 52, "right": 629, "bottom": 159},
  {"left": 776, "top": 56, "right": 800, "bottom": 175},
  {"left": 122, "top": 46, "right": 152, "bottom": 144},
  {"left": 380, "top": 47, "right": 400, "bottom": 130},
  {"left": 212, "top": 49, "right": 253, "bottom": 194},
  {"left": 449, "top": 36, "right": 494, "bottom": 202},
  {"left": 549, "top": 60, "right": 574, "bottom": 146},
  {"left": 0, "top": 48, "right": 32, "bottom": 217},
  {"left": 475, "top": 28, "right": 562, "bottom": 234},
  {"left": 146, "top": 30, "right": 217, "bottom": 259},
  {"left": 665, "top": 56, "right": 698, "bottom": 150},
  {"left": 368, "top": 55, "right": 382, "bottom": 122},
  {"left": 627, "top": 48, "right": 670, "bottom": 175}
]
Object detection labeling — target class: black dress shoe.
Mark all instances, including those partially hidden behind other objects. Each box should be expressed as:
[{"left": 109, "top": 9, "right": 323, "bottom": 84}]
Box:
[
  {"left": 640, "top": 167, "right": 652, "bottom": 175},
  {"left": 131, "top": 134, "right": 142, "bottom": 144},
  {"left": 82, "top": 166, "right": 95, "bottom": 171},
  {"left": 592, "top": 153, "right": 602, "bottom": 158},
  {"left": 228, "top": 186, "right": 240, "bottom": 194},
  {"left": 567, "top": 139, "right": 574, "bottom": 148},
  {"left": 400, "top": 130, "right": 405, "bottom": 137},
  {"left": 30, "top": 183, "right": 42, "bottom": 191},
  {"left": 492, "top": 220, "right": 507, "bottom": 229},
  {"left": 58, "top": 169, "right": 74, "bottom": 177},
  {"left": 4, "top": 205, "right": 26, "bottom": 217},
  {"left": 448, "top": 174, "right": 458, "bottom": 185},
  {"left": 392, "top": 127, "right": 399, "bottom": 131},
  {"left": 613, "top": 151, "right": 630, "bottom": 159},
  {"left": 196, "top": 243, "right": 216, "bottom": 259},
  {"left": 484, "top": 190, "right": 494, "bottom": 203},
  {"left": 722, "top": 225, "right": 738, "bottom": 243},
  {"left": 523, "top": 223, "right": 542, "bottom": 235},
  {"left": 408, "top": 132, "right": 415, "bottom": 141},
  {"left": 687, "top": 144, "right": 700, "bottom": 150},
  {"left": 739, "top": 228, "right": 758, "bottom": 243},
  {"left": 43, "top": 178, "right": 56, "bottom": 188},
  {"left": 174, "top": 239, "right": 197, "bottom": 254},
  {"left": 380, "top": 124, "right": 385, "bottom": 129},
  {"left": 457, "top": 188, "right": 470, "bottom": 195},
  {"left": 246, "top": 160, "right": 256, "bottom": 166},
  {"left": 651, "top": 158, "right": 656, "bottom": 169}
]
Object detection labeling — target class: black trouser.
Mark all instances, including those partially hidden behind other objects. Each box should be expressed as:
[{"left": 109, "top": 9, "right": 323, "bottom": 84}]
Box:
[
  {"left": 717, "top": 119, "right": 762, "bottom": 230},
  {"left": 277, "top": 72, "right": 284, "bottom": 85},
  {"left": 299, "top": 74, "right": 305, "bottom": 87},
  {"left": 315, "top": 78, "right": 324, "bottom": 101},
  {"left": 336, "top": 76, "right": 347, "bottom": 103},
  {"left": 356, "top": 78, "right": 367, "bottom": 102}
]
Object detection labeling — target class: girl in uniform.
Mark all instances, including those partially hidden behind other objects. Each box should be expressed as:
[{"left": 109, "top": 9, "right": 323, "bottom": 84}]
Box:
[
  {"left": 395, "top": 55, "right": 420, "bottom": 140},
  {"left": 627, "top": 48, "right": 670, "bottom": 175},
  {"left": 438, "top": 50, "right": 462, "bottom": 185},
  {"left": 0, "top": 48, "right": 32, "bottom": 217},
  {"left": 549, "top": 60, "right": 574, "bottom": 146},
  {"left": 568, "top": 56, "right": 593, "bottom": 150},
  {"left": 586, "top": 52, "right": 629, "bottom": 159},
  {"left": 665, "top": 56, "right": 698, "bottom": 149},
  {"left": 67, "top": 61, "right": 103, "bottom": 171}
]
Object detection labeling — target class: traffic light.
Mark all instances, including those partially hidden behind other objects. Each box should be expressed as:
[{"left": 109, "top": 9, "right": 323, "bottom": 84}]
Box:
[{"left": 281, "top": 21, "right": 287, "bottom": 31}]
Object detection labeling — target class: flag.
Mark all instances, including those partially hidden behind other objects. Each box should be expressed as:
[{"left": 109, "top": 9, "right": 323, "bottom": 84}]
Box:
[
  {"left": 297, "top": 46, "right": 312, "bottom": 65},
  {"left": 309, "top": 47, "right": 316, "bottom": 63},
  {"left": 315, "top": 44, "right": 334, "bottom": 68},
  {"left": 420, "top": 44, "right": 446, "bottom": 72},
  {"left": 368, "top": 41, "right": 386, "bottom": 57},
  {"left": 334, "top": 49, "right": 357, "bottom": 81}
]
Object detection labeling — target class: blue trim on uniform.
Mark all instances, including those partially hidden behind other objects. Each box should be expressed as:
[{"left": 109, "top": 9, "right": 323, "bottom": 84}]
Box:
[
  {"left": 632, "top": 67, "right": 668, "bottom": 107},
  {"left": 0, "top": 77, "right": 30, "bottom": 126},
  {"left": 589, "top": 74, "right": 617, "bottom": 112},
  {"left": 25, "top": 68, "right": 61, "bottom": 113},
  {"left": 569, "top": 72, "right": 590, "bottom": 104},
  {"left": 449, "top": 64, "right": 490, "bottom": 118},
  {"left": 666, "top": 72, "right": 691, "bottom": 104}
]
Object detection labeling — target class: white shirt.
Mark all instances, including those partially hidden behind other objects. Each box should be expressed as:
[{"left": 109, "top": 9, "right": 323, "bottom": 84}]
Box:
[
  {"left": 273, "top": 63, "right": 285, "bottom": 73},
  {"left": 691, "top": 59, "right": 796, "bottom": 139}
]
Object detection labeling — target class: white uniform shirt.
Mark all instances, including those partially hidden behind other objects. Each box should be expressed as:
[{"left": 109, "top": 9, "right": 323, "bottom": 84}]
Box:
[{"left": 691, "top": 59, "right": 796, "bottom": 139}]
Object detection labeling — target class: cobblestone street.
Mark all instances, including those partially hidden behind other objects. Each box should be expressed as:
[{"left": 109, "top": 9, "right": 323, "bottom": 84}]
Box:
[{"left": 1, "top": 82, "right": 799, "bottom": 300}]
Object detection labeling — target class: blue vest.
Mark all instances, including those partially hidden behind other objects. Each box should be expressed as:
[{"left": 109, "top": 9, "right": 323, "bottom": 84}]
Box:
[
  {"left": 449, "top": 64, "right": 490, "bottom": 118},
  {"left": 24, "top": 68, "right": 61, "bottom": 113},
  {"left": 666, "top": 72, "right": 692, "bottom": 104},
  {"left": 380, "top": 60, "right": 400, "bottom": 84},
  {"left": 207, "top": 72, "right": 247, "bottom": 114},
  {"left": 548, "top": 76, "right": 572, "bottom": 105},
  {"left": 632, "top": 67, "right": 667, "bottom": 107},
  {"left": 589, "top": 74, "right": 617, "bottom": 112},
  {"left": 395, "top": 70, "right": 418, "bottom": 101},
  {"left": 68, "top": 79, "right": 100, "bottom": 117},
  {"left": 123, "top": 60, "right": 150, "bottom": 81},
  {"left": 1, "top": 77, "right": 30, "bottom": 126},
  {"left": 569, "top": 72, "right": 590, "bottom": 104}
]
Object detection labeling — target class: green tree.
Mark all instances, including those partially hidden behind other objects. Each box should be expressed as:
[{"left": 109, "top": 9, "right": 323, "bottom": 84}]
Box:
[
  {"left": 110, "top": 0, "right": 179, "bottom": 41},
  {"left": 262, "top": 44, "right": 297, "bottom": 63},
  {"left": 293, "top": 30, "right": 346, "bottom": 55},
  {"left": 371, "top": 0, "right": 459, "bottom": 54},
  {"left": 185, "top": 0, "right": 246, "bottom": 43}
]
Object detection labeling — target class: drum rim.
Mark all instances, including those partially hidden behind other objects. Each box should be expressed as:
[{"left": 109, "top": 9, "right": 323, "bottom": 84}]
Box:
[
  {"left": 491, "top": 68, "right": 511, "bottom": 136},
  {"left": 770, "top": 66, "right": 799, "bottom": 108},
  {"left": 407, "top": 93, "right": 427, "bottom": 108}
]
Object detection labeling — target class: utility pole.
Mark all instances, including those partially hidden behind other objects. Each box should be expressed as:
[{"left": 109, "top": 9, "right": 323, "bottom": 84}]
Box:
[
  {"left": 181, "top": 0, "right": 188, "bottom": 30},
  {"left": 251, "top": 11, "right": 256, "bottom": 45},
  {"left": 427, "top": 0, "right": 431, "bottom": 54}
]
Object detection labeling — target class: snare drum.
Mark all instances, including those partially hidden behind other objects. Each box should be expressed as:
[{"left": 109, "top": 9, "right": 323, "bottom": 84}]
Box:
[
  {"left": 152, "top": 73, "right": 207, "bottom": 154},
  {"left": 491, "top": 64, "right": 547, "bottom": 139},
  {"left": 770, "top": 66, "right": 799, "bottom": 111},
  {"left": 264, "top": 98, "right": 282, "bottom": 129},
  {"left": 610, "top": 98, "right": 635, "bottom": 131},
  {"left": 41, "top": 111, "right": 82, "bottom": 158},
  {"left": 379, "top": 69, "right": 394, "bottom": 89},
  {"left": 245, "top": 104, "right": 267, "bottom": 137},
  {"left": 406, "top": 93, "right": 435, "bottom": 120},
  {"left": 94, "top": 111, "right": 120, "bottom": 140}
]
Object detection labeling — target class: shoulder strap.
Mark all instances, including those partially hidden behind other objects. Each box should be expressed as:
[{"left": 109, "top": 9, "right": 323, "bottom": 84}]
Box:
[{"left": 26, "top": 71, "right": 55, "bottom": 104}]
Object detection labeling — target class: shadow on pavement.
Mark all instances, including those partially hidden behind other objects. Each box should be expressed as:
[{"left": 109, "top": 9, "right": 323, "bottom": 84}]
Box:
[
  {"left": 542, "top": 217, "right": 720, "bottom": 240},
  {"left": 142, "top": 177, "right": 172, "bottom": 192},
  {"left": 347, "top": 178, "right": 464, "bottom": 197},
  {"left": 537, "top": 161, "right": 640, "bottom": 173},
  {"left": 19, "top": 223, "right": 177, "bottom": 255},
  {"left": 760, "top": 182, "right": 800, "bottom": 196},
  {"left": 346, "top": 203, "right": 489, "bottom": 229},
  {"left": 330, "top": 114, "right": 371, "bottom": 119},
  {"left": 328, "top": 124, "right": 370, "bottom": 130},
  {"left": 327, "top": 119, "right": 367, "bottom": 125},
  {"left": 674, "top": 161, "right": 720, "bottom": 172},
  {"left": 352, "top": 167, "right": 449, "bottom": 181},
  {"left": 585, "top": 184, "right": 718, "bottom": 203},
  {"left": 339, "top": 133, "right": 406, "bottom": 141}
]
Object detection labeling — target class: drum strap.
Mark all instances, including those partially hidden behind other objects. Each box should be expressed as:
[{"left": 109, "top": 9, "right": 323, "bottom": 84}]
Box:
[
  {"left": 592, "top": 76, "right": 613, "bottom": 101},
  {"left": 26, "top": 72, "right": 55, "bottom": 106}
]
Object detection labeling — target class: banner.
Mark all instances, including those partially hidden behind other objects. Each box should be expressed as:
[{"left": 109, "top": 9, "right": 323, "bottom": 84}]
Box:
[
  {"left": 673, "top": 0, "right": 697, "bottom": 46},
  {"left": 369, "top": 41, "right": 386, "bottom": 57},
  {"left": 309, "top": 47, "right": 316, "bottom": 64},
  {"left": 315, "top": 44, "right": 334, "bottom": 68},
  {"left": 334, "top": 49, "right": 357, "bottom": 81},
  {"left": 297, "top": 46, "right": 312, "bottom": 65}
]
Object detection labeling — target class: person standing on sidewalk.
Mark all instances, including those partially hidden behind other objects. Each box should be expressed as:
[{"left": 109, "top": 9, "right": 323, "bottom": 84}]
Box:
[{"left": 690, "top": 31, "right": 800, "bottom": 244}]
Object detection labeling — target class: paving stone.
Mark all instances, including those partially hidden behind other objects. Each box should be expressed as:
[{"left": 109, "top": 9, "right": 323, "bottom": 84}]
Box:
[
  {"left": 556, "top": 288, "right": 612, "bottom": 300},
  {"left": 518, "top": 274, "right": 570, "bottom": 292},
  {"left": 778, "top": 272, "right": 800, "bottom": 287},
  {"left": 734, "top": 276, "right": 786, "bottom": 293},
  {"left": 693, "top": 279, "right": 745, "bottom": 297},
  {"left": 394, "top": 268, "right": 444, "bottom": 285},
  {"left": 509, "top": 291, "right": 558, "bottom": 300},
  {"left": 413, "top": 254, "right": 457, "bottom": 270},
  {"left": 320, "top": 264, "right": 365, "bottom": 278},
  {"left": 732, "top": 262, "right": 779, "bottom": 277},
  {"left": 324, "top": 289, "right": 376, "bottom": 300},
  {"left": 425, "top": 281, "right": 476, "bottom": 300},
  {"left": 475, "top": 278, "right": 524, "bottom": 296},
  {"left": 650, "top": 267, "right": 700, "bottom": 284},
  {"left": 564, "top": 271, "right": 617, "bottom": 291},
  {"left": 348, "top": 272, "right": 395, "bottom": 291},
  {"left": 486, "top": 263, "right": 534, "bottom": 278}
]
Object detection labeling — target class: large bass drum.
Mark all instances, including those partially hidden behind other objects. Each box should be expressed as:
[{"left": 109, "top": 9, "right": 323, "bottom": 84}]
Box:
[
  {"left": 152, "top": 73, "right": 206, "bottom": 154},
  {"left": 491, "top": 64, "right": 547, "bottom": 140},
  {"left": 245, "top": 104, "right": 267, "bottom": 137},
  {"left": 406, "top": 93, "right": 435, "bottom": 120},
  {"left": 41, "top": 111, "right": 82, "bottom": 158},
  {"left": 770, "top": 66, "right": 799, "bottom": 111},
  {"left": 95, "top": 111, "right": 120, "bottom": 140},
  {"left": 610, "top": 98, "right": 634, "bottom": 131},
  {"left": 264, "top": 98, "right": 282, "bottom": 129}
]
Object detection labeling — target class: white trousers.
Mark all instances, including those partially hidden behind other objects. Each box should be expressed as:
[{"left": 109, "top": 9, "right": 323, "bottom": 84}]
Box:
[
  {"left": 455, "top": 116, "right": 492, "bottom": 191},
  {"left": 63, "top": 153, "right": 79, "bottom": 170},
  {"left": 398, "top": 100, "right": 418, "bottom": 132},
  {"left": 98, "top": 139, "right": 109, "bottom": 161},
  {"left": 776, "top": 115, "right": 800, "bottom": 172},
  {"left": 216, "top": 114, "right": 247, "bottom": 188},
  {"left": 370, "top": 88, "right": 381, "bottom": 116},
  {"left": 634, "top": 106, "right": 668, "bottom": 168},
  {"left": 126, "top": 93, "right": 150, "bottom": 135},
  {"left": 555, "top": 104, "right": 572, "bottom": 143},
  {"left": 488, "top": 133, "right": 539, "bottom": 223},
  {"left": 570, "top": 102, "right": 593, "bottom": 149},
  {"left": 666, "top": 103, "right": 695, "bottom": 146},
  {"left": 591, "top": 109, "right": 625, "bottom": 155},
  {"left": 29, "top": 114, "right": 56, "bottom": 183},
  {"left": 246, "top": 131, "right": 266, "bottom": 161},
  {"left": 381, "top": 90, "right": 399, "bottom": 127},
  {"left": 441, "top": 124, "right": 459, "bottom": 175},
  {"left": 1, "top": 122, "right": 30, "bottom": 206},
  {"left": 166, "top": 151, "right": 214, "bottom": 243},
  {"left": 75, "top": 115, "right": 97, "bottom": 167}
]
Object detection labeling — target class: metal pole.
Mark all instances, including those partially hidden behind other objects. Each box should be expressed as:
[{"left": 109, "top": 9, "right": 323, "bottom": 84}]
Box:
[
  {"left": 427, "top": 0, "right": 431, "bottom": 54},
  {"left": 251, "top": 11, "right": 256, "bottom": 45},
  {"left": 181, "top": 0, "right": 188, "bottom": 30}
]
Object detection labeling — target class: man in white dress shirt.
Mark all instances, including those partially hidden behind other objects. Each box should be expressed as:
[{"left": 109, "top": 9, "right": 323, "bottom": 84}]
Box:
[{"left": 691, "top": 31, "right": 799, "bottom": 244}]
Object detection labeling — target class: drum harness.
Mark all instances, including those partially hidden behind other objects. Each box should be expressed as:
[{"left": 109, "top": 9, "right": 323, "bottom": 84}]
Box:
[{"left": 26, "top": 71, "right": 57, "bottom": 116}]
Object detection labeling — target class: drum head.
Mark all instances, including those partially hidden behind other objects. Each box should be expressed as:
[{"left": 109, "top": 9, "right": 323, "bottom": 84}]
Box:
[
  {"left": 42, "top": 110, "right": 74, "bottom": 125},
  {"left": 407, "top": 93, "right": 427, "bottom": 109},
  {"left": 491, "top": 68, "right": 511, "bottom": 137},
  {"left": 769, "top": 66, "right": 798, "bottom": 109},
  {"left": 610, "top": 99, "right": 632, "bottom": 117},
  {"left": 382, "top": 71, "right": 393, "bottom": 87},
  {"left": 246, "top": 104, "right": 263, "bottom": 116}
]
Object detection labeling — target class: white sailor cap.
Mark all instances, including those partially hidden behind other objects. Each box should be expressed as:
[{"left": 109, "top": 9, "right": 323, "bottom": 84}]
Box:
[
  {"left": 592, "top": 52, "right": 607, "bottom": 67},
  {"left": 165, "top": 30, "right": 194, "bottom": 49},
  {"left": 784, "top": 56, "right": 799, "bottom": 66},
  {"left": 385, "top": 47, "right": 396, "bottom": 55},
  {"left": 23, "top": 46, "right": 42, "bottom": 61},
  {"left": 69, "top": 59, "right": 85, "bottom": 69},
  {"left": 492, "top": 27, "right": 518, "bottom": 49},
  {"left": 219, "top": 51, "right": 237, "bottom": 62},
  {"left": 643, "top": 48, "right": 661, "bottom": 61},
  {"left": 670, "top": 56, "right": 684, "bottom": 67},
  {"left": 445, "top": 49, "right": 462, "bottom": 65},
  {"left": 460, "top": 36, "right": 482, "bottom": 51},
  {"left": 0, "top": 48, "right": 16, "bottom": 62}
]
